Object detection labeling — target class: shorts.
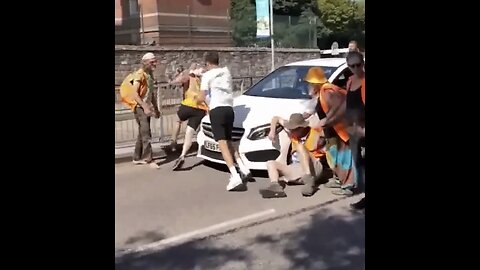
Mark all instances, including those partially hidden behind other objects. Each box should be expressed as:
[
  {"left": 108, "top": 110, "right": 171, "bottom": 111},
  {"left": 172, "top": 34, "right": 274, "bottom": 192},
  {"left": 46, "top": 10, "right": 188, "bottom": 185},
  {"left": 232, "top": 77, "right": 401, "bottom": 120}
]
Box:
[
  {"left": 209, "top": 106, "right": 234, "bottom": 141},
  {"left": 177, "top": 104, "right": 206, "bottom": 130},
  {"left": 283, "top": 159, "right": 323, "bottom": 181}
]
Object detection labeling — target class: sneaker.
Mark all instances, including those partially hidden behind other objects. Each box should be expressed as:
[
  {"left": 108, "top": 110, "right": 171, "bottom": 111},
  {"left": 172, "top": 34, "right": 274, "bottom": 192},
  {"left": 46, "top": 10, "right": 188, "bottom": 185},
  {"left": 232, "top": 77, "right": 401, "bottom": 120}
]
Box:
[
  {"left": 148, "top": 162, "right": 161, "bottom": 169},
  {"left": 169, "top": 141, "right": 178, "bottom": 152},
  {"left": 172, "top": 156, "right": 185, "bottom": 171},
  {"left": 259, "top": 183, "right": 286, "bottom": 198},
  {"left": 239, "top": 170, "right": 255, "bottom": 183},
  {"left": 133, "top": 159, "right": 148, "bottom": 165},
  {"left": 226, "top": 175, "right": 247, "bottom": 191},
  {"left": 324, "top": 179, "right": 342, "bottom": 188},
  {"left": 332, "top": 188, "right": 354, "bottom": 196}
]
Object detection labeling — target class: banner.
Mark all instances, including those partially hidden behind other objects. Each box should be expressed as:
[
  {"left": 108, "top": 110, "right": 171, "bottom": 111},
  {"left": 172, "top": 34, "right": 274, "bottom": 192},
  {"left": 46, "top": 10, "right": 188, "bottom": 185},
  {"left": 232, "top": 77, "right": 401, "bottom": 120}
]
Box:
[{"left": 256, "top": 0, "right": 270, "bottom": 38}]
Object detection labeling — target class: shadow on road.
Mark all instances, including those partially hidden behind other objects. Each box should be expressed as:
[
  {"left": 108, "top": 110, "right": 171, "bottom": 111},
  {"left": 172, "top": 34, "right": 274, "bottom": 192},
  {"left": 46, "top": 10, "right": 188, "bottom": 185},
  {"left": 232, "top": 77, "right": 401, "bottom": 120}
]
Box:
[
  {"left": 157, "top": 143, "right": 199, "bottom": 167},
  {"left": 251, "top": 207, "right": 365, "bottom": 270},
  {"left": 115, "top": 207, "right": 364, "bottom": 270},
  {"left": 116, "top": 240, "right": 251, "bottom": 270}
]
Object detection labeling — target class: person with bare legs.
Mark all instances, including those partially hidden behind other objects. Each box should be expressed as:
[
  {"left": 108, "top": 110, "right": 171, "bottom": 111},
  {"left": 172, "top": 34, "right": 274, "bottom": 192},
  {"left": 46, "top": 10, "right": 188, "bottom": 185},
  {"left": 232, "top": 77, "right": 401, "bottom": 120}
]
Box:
[
  {"left": 259, "top": 114, "right": 325, "bottom": 198},
  {"left": 168, "top": 63, "right": 197, "bottom": 152},
  {"left": 171, "top": 65, "right": 209, "bottom": 170},
  {"left": 197, "top": 51, "right": 252, "bottom": 191}
]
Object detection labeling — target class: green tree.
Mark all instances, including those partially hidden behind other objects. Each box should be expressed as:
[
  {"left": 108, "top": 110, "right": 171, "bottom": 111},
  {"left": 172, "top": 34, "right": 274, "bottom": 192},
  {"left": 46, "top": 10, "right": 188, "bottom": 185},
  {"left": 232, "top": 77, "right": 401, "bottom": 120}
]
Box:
[
  {"left": 315, "top": 0, "right": 365, "bottom": 49},
  {"left": 231, "top": 0, "right": 257, "bottom": 46}
]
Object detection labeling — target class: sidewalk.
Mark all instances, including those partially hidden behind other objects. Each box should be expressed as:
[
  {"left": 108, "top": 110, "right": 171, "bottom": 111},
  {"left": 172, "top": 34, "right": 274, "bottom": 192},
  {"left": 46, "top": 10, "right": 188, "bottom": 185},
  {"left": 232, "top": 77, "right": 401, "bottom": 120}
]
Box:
[{"left": 115, "top": 137, "right": 197, "bottom": 163}]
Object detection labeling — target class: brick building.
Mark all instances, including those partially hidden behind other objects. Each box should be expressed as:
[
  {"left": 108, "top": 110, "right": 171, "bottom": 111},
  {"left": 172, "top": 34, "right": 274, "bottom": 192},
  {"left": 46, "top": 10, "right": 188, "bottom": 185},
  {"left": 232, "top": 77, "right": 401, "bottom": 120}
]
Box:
[{"left": 115, "top": 0, "right": 233, "bottom": 47}]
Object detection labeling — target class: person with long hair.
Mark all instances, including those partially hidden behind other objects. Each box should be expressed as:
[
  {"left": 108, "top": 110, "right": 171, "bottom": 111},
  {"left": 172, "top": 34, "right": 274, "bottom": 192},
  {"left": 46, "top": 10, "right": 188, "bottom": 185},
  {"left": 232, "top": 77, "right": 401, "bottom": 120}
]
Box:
[{"left": 345, "top": 51, "right": 366, "bottom": 209}]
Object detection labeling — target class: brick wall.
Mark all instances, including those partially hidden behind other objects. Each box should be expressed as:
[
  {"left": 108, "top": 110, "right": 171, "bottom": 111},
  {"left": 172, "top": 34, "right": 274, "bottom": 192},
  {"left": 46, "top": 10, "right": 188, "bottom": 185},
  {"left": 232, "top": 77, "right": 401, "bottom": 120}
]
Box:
[{"left": 115, "top": 46, "right": 322, "bottom": 85}]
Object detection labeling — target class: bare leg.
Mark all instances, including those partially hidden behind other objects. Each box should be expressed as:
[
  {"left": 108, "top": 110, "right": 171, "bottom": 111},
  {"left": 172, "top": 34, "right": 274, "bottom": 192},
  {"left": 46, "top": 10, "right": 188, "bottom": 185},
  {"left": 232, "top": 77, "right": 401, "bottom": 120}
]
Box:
[
  {"left": 296, "top": 144, "right": 320, "bottom": 196},
  {"left": 218, "top": 140, "right": 235, "bottom": 168},
  {"left": 172, "top": 121, "right": 182, "bottom": 142},
  {"left": 228, "top": 142, "right": 252, "bottom": 177},
  {"left": 260, "top": 160, "right": 289, "bottom": 198},
  {"left": 180, "top": 126, "right": 195, "bottom": 157},
  {"left": 172, "top": 125, "right": 195, "bottom": 170},
  {"left": 295, "top": 143, "right": 315, "bottom": 176},
  {"left": 170, "top": 118, "right": 182, "bottom": 152}
]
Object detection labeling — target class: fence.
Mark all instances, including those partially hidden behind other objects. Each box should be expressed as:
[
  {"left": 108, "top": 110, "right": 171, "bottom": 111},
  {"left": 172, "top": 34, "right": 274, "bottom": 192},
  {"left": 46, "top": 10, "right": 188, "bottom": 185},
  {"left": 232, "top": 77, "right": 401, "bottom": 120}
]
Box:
[{"left": 115, "top": 75, "right": 264, "bottom": 145}]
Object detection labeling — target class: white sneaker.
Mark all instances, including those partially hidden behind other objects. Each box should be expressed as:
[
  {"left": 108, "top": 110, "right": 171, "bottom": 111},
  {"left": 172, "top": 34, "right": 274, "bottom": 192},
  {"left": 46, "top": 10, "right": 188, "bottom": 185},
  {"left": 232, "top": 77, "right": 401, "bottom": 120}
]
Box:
[
  {"left": 226, "top": 174, "right": 246, "bottom": 191},
  {"left": 148, "top": 162, "right": 161, "bottom": 169},
  {"left": 133, "top": 159, "right": 148, "bottom": 165}
]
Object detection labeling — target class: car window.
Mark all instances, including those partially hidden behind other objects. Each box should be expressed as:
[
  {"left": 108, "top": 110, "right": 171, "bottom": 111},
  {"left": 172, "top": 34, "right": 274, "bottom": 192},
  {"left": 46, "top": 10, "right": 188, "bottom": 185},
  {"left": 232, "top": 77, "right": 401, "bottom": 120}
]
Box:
[
  {"left": 244, "top": 65, "right": 338, "bottom": 99},
  {"left": 332, "top": 66, "right": 353, "bottom": 89}
]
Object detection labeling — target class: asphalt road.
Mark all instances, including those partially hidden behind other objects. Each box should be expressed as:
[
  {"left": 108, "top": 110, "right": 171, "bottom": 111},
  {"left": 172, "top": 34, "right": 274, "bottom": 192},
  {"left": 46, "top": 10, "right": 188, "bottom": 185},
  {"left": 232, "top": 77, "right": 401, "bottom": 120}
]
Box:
[{"left": 115, "top": 149, "right": 365, "bottom": 269}]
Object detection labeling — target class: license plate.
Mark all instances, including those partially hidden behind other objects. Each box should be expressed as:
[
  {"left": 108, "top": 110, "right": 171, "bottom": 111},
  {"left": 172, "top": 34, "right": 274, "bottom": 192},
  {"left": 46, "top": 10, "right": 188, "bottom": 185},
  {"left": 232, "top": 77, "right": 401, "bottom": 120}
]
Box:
[{"left": 204, "top": 141, "right": 220, "bottom": 152}]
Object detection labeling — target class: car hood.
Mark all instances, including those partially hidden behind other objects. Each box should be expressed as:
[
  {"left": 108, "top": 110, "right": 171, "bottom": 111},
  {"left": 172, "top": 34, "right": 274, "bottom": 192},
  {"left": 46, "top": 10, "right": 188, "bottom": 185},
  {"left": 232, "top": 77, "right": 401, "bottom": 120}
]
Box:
[{"left": 202, "top": 95, "right": 315, "bottom": 130}]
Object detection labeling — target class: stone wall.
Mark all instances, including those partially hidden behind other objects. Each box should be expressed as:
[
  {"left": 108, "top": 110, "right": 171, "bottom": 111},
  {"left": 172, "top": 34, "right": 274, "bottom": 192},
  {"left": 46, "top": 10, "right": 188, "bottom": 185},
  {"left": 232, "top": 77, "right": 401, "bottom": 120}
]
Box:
[{"left": 115, "top": 46, "right": 323, "bottom": 85}]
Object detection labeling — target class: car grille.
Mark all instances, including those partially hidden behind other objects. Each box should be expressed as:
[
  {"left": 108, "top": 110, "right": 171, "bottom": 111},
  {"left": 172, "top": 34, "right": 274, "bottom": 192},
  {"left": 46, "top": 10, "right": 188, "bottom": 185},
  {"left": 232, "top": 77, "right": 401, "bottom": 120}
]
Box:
[{"left": 201, "top": 123, "right": 245, "bottom": 141}]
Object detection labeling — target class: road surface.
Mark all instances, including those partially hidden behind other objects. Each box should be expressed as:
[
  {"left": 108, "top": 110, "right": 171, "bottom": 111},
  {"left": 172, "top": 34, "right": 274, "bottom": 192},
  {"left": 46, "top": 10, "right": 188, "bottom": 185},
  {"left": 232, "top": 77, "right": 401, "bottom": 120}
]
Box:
[{"left": 115, "top": 148, "right": 365, "bottom": 269}]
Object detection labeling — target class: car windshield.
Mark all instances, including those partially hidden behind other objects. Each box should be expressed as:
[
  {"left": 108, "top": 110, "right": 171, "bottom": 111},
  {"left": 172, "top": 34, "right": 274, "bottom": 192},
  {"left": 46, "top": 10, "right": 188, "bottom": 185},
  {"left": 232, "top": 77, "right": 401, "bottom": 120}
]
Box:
[{"left": 243, "top": 65, "right": 338, "bottom": 99}]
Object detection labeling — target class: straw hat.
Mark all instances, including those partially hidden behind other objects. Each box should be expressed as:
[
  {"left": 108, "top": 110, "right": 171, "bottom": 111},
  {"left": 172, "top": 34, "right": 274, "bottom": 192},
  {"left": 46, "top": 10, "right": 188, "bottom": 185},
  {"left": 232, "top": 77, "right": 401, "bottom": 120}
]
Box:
[{"left": 304, "top": 67, "right": 328, "bottom": 84}]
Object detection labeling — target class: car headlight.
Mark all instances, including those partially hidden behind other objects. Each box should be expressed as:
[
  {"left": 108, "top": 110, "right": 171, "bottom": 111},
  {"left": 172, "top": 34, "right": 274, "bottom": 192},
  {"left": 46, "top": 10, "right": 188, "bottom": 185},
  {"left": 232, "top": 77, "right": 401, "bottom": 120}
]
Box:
[{"left": 247, "top": 124, "right": 284, "bottom": 140}]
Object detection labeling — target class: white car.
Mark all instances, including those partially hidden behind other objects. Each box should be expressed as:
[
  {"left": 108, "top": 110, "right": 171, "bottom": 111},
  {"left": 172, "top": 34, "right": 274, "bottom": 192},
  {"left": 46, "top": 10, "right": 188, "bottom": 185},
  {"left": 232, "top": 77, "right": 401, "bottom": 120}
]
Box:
[{"left": 196, "top": 57, "right": 354, "bottom": 170}]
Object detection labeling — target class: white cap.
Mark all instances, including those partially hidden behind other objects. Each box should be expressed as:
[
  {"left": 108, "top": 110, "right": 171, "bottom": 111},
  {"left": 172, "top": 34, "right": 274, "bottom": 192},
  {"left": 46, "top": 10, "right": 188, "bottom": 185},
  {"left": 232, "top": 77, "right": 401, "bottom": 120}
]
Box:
[{"left": 141, "top": 52, "right": 156, "bottom": 61}]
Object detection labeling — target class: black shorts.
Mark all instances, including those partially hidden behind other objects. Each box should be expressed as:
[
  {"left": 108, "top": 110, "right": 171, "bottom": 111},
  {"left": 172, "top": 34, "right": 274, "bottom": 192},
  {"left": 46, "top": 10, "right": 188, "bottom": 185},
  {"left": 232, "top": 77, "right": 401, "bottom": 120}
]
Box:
[
  {"left": 177, "top": 104, "right": 206, "bottom": 130},
  {"left": 209, "top": 106, "right": 234, "bottom": 141}
]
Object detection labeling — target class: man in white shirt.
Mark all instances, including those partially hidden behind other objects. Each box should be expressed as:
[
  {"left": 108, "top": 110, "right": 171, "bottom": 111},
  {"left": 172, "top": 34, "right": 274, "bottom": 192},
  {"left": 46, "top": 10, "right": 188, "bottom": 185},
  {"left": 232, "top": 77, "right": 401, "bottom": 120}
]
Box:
[{"left": 198, "top": 52, "right": 252, "bottom": 191}]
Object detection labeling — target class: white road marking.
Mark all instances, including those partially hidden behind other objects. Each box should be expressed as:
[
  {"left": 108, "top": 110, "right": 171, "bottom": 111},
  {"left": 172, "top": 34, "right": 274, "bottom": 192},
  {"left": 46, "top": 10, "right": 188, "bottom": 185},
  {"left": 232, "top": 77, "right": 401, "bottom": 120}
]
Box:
[{"left": 116, "top": 208, "right": 276, "bottom": 257}]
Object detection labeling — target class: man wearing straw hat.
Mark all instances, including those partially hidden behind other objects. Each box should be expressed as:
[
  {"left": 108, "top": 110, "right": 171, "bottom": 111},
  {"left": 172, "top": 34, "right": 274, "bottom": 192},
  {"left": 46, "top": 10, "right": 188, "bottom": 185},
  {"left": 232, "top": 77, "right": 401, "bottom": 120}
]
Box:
[{"left": 259, "top": 113, "right": 326, "bottom": 198}]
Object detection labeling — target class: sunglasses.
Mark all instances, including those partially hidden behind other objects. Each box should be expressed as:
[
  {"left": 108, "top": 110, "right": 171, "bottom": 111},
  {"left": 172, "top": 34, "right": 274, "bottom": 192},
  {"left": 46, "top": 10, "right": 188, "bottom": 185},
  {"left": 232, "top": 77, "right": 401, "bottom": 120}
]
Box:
[{"left": 348, "top": 63, "right": 363, "bottom": 68}]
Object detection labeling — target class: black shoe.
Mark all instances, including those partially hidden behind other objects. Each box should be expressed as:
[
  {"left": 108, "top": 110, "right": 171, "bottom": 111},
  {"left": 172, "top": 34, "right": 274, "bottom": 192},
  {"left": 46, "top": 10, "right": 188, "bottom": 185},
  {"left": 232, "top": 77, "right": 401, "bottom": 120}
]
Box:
[
  {"left": 169, "top": 141, "right": 178, "bottom": 152},
  {"left": 259, "top": 183, "right": 287, "bottom": 198},
  {"left": 239, "top": 170, "right": 255, "bottom": 183},
  {"left": 350, "top": 198, "right": 365, "bottom": 210},
  {"left": 172, "top": 156, "right": 185, "bottom": 171}
]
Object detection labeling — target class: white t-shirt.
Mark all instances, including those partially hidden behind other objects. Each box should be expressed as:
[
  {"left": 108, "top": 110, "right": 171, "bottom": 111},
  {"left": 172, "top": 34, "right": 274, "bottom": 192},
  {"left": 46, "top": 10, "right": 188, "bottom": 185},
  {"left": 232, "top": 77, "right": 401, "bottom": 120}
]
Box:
[{"left": 200, "top": 67, "right": 234, "bottom": 110}]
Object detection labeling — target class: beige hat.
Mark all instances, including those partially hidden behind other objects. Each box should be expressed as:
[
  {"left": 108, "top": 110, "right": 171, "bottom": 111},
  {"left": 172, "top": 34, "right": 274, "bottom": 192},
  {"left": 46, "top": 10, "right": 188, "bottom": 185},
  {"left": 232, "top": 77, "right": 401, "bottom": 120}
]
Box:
[
  {"left": 141, "top": 52, "right": 156, "bottom": 61},
  {"left": 284, "top": 113, "right": 309, "bottom": 130}
]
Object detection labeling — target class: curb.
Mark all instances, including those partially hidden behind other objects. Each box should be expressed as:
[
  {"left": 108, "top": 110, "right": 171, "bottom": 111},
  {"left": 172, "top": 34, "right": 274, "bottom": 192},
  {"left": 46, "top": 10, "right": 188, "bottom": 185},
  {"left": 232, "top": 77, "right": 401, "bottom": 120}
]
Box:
[{"left": 115, "top": 138, "right": 197, "bottom": 163}]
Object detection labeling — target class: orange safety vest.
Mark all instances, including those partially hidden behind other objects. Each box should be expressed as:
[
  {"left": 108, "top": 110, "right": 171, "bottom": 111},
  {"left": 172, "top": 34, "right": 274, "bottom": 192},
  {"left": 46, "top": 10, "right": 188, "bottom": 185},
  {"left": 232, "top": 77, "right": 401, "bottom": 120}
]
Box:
[
  {"left": 290, "top": 128, "right": 325, "bottom": 159},
  {"left": 318, "top": 83, "right": 350, "bottom": 143}
]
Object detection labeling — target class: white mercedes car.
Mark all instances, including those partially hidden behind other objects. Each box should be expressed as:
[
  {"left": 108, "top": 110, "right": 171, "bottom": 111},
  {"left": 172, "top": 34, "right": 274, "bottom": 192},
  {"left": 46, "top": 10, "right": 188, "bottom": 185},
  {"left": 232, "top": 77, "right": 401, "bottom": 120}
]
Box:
[{"left": 196, "top": 57, "right": 354, "bottom": 170}]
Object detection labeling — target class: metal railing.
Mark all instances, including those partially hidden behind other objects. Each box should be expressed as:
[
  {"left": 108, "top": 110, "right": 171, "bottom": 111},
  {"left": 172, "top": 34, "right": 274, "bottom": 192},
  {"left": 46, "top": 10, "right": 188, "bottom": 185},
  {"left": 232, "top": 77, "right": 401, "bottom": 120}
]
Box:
[{"left": 115, "top": 75, "right": 264, "bottom": 145}]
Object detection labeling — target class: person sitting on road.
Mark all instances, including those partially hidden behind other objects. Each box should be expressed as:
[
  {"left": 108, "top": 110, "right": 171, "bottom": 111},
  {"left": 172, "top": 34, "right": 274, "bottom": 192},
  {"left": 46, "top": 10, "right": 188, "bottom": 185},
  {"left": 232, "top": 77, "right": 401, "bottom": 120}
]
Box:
[
  {"left": 171, "top": 65, "right": 209, "bottom": 170},
  {"left": 259, "top": 113, "right": 326, "bottom": 199}
]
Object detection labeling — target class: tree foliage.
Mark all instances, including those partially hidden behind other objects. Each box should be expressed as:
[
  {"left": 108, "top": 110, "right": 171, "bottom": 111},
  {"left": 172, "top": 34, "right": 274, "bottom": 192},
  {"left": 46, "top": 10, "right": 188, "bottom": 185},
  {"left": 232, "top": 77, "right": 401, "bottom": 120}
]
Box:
[{"left": 230, "top": 0, "right": 365, "bottom": 49}]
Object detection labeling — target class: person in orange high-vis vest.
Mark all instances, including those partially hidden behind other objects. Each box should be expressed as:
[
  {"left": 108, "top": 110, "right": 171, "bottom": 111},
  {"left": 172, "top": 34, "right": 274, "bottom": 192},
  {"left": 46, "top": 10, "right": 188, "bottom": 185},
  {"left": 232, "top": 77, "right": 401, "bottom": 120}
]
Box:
[
  {"left": 170, "top": 65, "right": 209, "bottom": 170},
  {"left": 304, "top": 67, "right": 356, "bottom": 196},
  {"left": 259, "top": 113, "right": 326, "bottom": 199},
  {"left": 119, "top": 52, "right": 161, "bottom": 169},
  {"left": 345, "top": 51, "right": 365, "bottom": 210}
]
